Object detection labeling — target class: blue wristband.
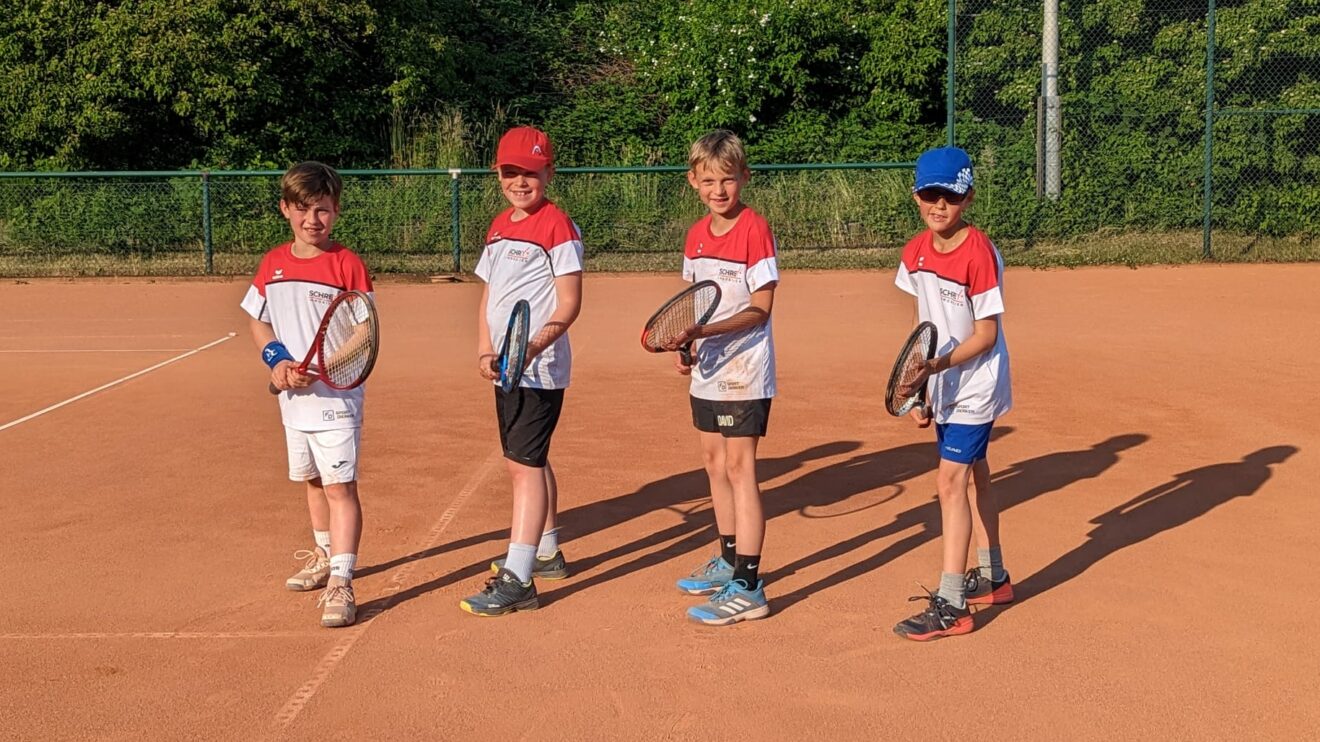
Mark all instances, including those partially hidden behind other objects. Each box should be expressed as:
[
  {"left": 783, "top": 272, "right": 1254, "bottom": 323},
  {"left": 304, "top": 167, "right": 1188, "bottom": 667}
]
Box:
[{"left": 262, "top": 341, "right": 295, "bottom": 369}]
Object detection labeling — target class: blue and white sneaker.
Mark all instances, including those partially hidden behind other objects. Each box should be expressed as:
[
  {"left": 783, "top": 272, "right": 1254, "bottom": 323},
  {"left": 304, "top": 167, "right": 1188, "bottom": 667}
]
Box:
[
  {"left": 686, "top": 580, "right": 770, "bottom": 626},
  {"left": 676, "top": 555, "right": 734, "bottom": 595}
]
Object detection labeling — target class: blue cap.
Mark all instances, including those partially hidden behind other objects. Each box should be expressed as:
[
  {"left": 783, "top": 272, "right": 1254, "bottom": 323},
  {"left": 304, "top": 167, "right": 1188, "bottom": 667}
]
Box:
[{"left": 913, "top": 147, "right": 974, "bottom": 194}]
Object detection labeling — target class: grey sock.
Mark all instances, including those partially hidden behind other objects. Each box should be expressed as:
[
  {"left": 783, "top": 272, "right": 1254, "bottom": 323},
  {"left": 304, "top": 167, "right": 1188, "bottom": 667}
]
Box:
[
  {"left": 937, "top": 572, "right": 966, "bottom": 609},
  {"left": 978, "top": 546, "right": 1006, "bottom": 582}
]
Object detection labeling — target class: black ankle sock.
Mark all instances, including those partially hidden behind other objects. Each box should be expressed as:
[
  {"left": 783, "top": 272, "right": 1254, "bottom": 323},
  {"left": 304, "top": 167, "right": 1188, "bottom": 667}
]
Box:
[
  {"left": 720, "top": 534, "right": 737, "bottom": 566},
  {"left": 732, "top": 554, "right": 760, "bottom": 588}
]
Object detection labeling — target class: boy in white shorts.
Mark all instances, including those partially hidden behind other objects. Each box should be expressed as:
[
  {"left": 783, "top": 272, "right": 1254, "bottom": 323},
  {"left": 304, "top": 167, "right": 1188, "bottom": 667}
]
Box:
[{"left": 241, "top": 162, "right": 374, "bottom": 628}]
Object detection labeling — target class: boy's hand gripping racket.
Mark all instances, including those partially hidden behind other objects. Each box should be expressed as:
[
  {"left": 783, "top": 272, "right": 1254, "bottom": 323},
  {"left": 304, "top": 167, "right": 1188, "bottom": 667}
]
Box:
[
  {"left": 497, "top": 299, "right": 531, "bottom": 393},
  {"left": 884, "top": 321, "right": 938, "bottom": 417},
  {"left": 268, "top": 290, "right": 380, "bottom": 394},
  {"left": 640, "top": 280, "right": 722, "bottom": 366}
]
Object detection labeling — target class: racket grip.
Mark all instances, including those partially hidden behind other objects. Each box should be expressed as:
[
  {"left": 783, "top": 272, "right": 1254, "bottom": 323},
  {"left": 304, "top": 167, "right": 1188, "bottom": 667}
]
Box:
[
  {"left": 679, "top": 345, "right": 694, "bottom": 366},
  {"left": 268, "top": 382, "right": 281, "bottom": 395}
]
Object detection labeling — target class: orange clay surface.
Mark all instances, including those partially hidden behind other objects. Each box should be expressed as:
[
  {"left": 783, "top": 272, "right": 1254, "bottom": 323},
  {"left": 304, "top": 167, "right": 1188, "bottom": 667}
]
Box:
[{"left": 2, "top": 267, "right": 1318, "bottom": 741}]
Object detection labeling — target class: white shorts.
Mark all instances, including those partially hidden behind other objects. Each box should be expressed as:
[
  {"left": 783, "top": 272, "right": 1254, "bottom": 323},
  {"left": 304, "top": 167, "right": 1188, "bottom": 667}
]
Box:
[{"left": 285, "top": 427, "right": 361, "bottom": 485}]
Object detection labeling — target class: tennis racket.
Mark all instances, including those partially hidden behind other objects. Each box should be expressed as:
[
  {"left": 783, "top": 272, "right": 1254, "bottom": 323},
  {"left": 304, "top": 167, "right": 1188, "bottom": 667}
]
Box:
[
  {"left": 497, "top": 299, "right": 531, "bottom": 393},
  {"left": 268, "top": 290, "right": 379, "bottom": 394},
  {"left": 884, "top": 321, "right": 938, "bottom": 417},
  {"left": 640, "top": 280, "right": 721, "bottom": 366}
]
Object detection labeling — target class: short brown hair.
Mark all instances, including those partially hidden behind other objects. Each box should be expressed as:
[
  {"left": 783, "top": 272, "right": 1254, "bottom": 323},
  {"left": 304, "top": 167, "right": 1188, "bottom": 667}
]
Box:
[
  {"left": 280, "top": 161, "right": 343, "bottom": 207},
  {"left": 688, "top": 130, "right": 748, "bottom": 174}
]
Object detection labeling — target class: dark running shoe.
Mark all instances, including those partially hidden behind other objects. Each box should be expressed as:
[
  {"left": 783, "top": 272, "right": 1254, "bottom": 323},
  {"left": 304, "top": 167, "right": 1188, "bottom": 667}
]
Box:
[
  {"left": 489, "top": 550, "right": 569, "bottom": 580},
  {"left": 459, "top": 568, "right": 539, "bottom": 616},
  {"left": 893, "top": 587, "right": 973, "bottom": 641},
  {"left": 964, "top": 568, "right": 1014, "bottom": 606}
]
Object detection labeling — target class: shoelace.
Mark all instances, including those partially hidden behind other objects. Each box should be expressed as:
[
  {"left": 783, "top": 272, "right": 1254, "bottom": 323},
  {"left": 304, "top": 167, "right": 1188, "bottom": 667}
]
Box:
[
  {"left": 963, "top": 568, "right": 982, "bottom": 593},
  {"left": 693, "top": 555, "right": 723, "bottom": 577},
  {"left": 317, "top": 584, "right": 354, "bottom": 608},
  {"left": 292, "top": 549, "right": 327, "bottom": 571},
  {"left": 906, "top": 584, "right": 957, "bottom": 623}
]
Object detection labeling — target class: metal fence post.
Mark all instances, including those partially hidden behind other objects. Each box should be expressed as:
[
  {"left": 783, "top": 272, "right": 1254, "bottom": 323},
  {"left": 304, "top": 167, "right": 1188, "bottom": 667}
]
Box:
[
  {"left": 201, "top": 171, "right": 214, "bottom": 274},
  {"left": 947, "top": 0, "right": 956, "bottom": 147},
  {"left": 449, "top": 169, "right": 462, "bottom": 273},
  {"left": 1201, "top": 0, "right": 1217, "bottom": 260}
]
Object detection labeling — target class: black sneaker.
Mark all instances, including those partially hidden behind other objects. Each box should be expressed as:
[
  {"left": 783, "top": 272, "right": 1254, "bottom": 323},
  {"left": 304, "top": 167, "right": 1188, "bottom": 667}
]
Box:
[
  {"left": 964, "top": 568, "right": 1014, "bottom": 606},
  {"left": 459, "top": 568, "right": 539, "bottom": 616},
  {"left": 489, "top": 551, "right": 569, "bottom": 580},
  {"left": 893, "top": 588, "right": 973, "bottom": 641}
]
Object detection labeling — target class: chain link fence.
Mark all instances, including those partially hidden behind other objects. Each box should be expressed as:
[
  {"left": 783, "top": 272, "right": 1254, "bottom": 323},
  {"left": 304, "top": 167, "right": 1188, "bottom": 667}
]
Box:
[
  {"left": 955, "top": 0, "right": 1319, "bottom": 261},
  {"left": 1, "top": 1, "right": 1315, "bottom": 276}
]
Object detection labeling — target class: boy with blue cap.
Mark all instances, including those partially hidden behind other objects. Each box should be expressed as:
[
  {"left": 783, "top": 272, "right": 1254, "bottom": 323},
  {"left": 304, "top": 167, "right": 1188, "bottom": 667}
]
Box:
[{"left": 891, "top": 146, "right": 1014, "bottom": 641}]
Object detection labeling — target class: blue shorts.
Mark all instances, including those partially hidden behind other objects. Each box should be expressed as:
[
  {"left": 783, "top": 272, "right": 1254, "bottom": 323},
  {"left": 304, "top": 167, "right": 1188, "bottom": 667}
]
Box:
[{"left": 935, "top": 422, "right": 995, "bottom": 464}]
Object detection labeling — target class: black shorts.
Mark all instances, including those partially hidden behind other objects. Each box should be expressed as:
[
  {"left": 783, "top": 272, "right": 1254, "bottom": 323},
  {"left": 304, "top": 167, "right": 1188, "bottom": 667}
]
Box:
[
  {"left": 690, "top": 396, "right": 772, "bottom": 438},
  {"left": 495, "top": 387, "right": 565, "bottom": 467}
]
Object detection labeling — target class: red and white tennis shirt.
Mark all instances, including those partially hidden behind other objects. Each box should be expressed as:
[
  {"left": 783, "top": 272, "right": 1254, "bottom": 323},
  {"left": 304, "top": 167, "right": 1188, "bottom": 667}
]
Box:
[
  {"left": 475, "top": 201, "right": 584, "bottom": 390},
  {"left": 240, "top": 242, "right": 374, "bottom": 431},
  {"left": 682, "top": 208, "right": 779, "bottom": 401},
  {"left": 894, "top": 226, "right": 1012, "bottom": 425}
]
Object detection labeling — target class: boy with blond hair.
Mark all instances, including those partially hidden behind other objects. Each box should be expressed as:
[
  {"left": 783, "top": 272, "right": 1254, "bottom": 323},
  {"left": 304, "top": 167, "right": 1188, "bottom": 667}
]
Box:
[
  {"left": 460, "top": 125, "right": 584, "bottom": 616},
  {"left": 241, "top": 161, "right": 374, "bottom": 628},
  {"left": 892, "top": 146, "right": 1014, "bottom": 641},
  {"left": 667, "top": 129, "right": 779, "bottom": 625}
]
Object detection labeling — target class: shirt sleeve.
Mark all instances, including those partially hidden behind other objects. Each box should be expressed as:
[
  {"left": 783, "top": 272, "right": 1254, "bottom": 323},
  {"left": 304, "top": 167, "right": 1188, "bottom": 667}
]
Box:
[
  {"left": 744, "top": 219, "right": 779, "bottom": 292},
  {"left": 547, "top": 218, "right": 585, "bottom": 276},
  {"left": 967, "top": 243, "right": 1005, "bottom": 320},
  {"left": 240, "top": 254, "right": 271, "bottom": 321},
  {"left": 894, "top": 240, "right": 920, "bottom": 297}
]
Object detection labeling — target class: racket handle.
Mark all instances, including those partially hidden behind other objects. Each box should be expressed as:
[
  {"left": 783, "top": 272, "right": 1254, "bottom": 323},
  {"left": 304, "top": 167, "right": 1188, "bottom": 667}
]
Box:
[
  {"left": 268, "top": 382, "right": 281, "bottom": 396},
  {"left": 679, "top": 345, "right": 694, "bottom": 366}
]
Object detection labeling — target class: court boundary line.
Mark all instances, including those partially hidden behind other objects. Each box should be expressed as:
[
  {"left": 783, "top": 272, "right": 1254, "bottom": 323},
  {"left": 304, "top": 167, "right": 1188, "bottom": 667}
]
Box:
[
  {"left": 268, "top": 450, "right": 501, "bottom": 733},
  {"left": 0, "top": 332, "right": 236, "bottom": 433},
  {"left": 0, "top": 631, "right": 314, "bottom": 640}
]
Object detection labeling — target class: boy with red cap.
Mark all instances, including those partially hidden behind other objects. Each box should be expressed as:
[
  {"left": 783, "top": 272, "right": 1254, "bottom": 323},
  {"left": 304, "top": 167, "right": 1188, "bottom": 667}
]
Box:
[{"left": 459, "top": 126, "right": 585, "bottom": 616}]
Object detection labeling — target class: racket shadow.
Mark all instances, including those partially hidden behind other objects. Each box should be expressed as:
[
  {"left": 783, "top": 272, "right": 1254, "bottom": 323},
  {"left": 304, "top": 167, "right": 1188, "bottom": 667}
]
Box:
[
  {"left": 540, "top": 438, "right": 937, "bottom": 607},
  {"left": 973, "top": 443, "right": 1297, "bottom": 631},
  {"left": 767, "top": 430, "right": 1155, "bottom": 616},
  {"left": 353, "top": 441, "right": 862, "bottom": 616}
]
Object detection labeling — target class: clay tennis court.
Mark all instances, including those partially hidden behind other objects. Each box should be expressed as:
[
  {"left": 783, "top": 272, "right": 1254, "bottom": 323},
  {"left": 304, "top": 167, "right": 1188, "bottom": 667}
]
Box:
[{"left": 3, "top": 266, "right": 1317, "bottom": 740}]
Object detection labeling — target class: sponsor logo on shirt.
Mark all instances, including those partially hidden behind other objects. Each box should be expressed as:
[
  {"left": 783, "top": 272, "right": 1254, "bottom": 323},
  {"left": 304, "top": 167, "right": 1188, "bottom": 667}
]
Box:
[
  {"left": 322, "top": 410, "right": 336, "bottom": 422},
  {"left": 309, "top": 289, "right": 336, "bottom": 304},
  {"left": 504, "top": 246, "right": 534, "bottom": 263},
  {"left": 716, "top": 380, "right": 748, "bottom": 393},
  {"left": 272, "top": 268, "right": 285, "bottom": 281},
  {"left": 717, "top": 267, "right": 741, "bottom": 282},
  {"left": 939, "top": 287, "right": 966, "bottom": 307}
]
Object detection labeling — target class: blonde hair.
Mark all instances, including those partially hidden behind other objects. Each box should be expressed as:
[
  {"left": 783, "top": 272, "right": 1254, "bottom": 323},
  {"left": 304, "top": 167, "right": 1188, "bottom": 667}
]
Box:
[
  {"left": 280, "top": 161, "right": 343, "bottom": 207},
  {"left": 688, "top": 129, "right": 748, "bottom": 174}
]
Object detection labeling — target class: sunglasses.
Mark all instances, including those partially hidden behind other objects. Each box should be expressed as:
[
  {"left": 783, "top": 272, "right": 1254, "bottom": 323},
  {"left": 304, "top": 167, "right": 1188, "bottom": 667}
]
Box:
[{"left": 916, "top": 188, "right": 968, "bottom": 205}]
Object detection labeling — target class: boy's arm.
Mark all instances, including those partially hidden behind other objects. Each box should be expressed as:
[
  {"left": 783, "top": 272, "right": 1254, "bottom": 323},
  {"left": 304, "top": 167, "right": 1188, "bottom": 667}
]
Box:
[
  {"left": 526, "top": 272, "right": 583, "bottom": 361},
  {"left": 248, "top": 316, "right": 310, "bottom": 390},
  {"left": 690, "top": 281, "right": 776, "bottom": 340},
  {"left": 928, "top": 316, "right": 998, "bottom": 374},
  {"left": 476, "top": 283, "right": 497, "bottom": 380}
]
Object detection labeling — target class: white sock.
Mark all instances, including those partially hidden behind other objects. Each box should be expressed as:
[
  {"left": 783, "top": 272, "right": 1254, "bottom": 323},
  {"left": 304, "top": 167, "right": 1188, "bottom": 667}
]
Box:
[
  {"left": 537, "top": 527, "right": 561, "bottom": 559},
  {"left": 504, "top": 543, "right": 537, "bottom": 583},
  {"left": 313, "top": 530, "right": 332, "bottom": 556},
  {"left": 329, "top": 553, "right": 356, "bottom": 582}
]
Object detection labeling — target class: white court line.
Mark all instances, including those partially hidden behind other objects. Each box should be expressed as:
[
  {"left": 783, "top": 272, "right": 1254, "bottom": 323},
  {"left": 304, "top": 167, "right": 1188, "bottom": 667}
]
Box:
[
  {"left": 0, "top": 349, "right": 193, "bottom": 353},
  {"left": 269, "top": 451, "right": 501, "bottom": 733},
  {"left": 0, "top": 332, "right": 237, "bottom": 433},
  {"left": 0, "top": 631, "right": 313, "bottom": 640}
]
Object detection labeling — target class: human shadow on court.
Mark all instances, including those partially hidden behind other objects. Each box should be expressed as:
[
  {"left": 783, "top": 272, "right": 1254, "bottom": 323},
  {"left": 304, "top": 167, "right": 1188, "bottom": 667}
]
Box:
[
  {"left": 536, "top": 432, "right": 1017, "bottom": 605},
  {"left": 768, "top": 432, "right": 1148, "bottom": 614},
  {"left": 355, "top": 440, "right": 860, "bottom": 616},
  {"left": 973, "top": 445, "right": 1297, "bottom": 630}
]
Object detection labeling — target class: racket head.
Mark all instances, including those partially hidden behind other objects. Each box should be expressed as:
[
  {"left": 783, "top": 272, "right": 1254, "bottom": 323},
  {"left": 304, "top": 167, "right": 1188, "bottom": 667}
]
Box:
[
  {"left": 884, "top": 321, "right": 938, "bottom": 417},
  {"left": 640, "top": 280, "right": 722, "bottom": 354},
  {"left": 310, "top": 290, "right": 380, "bottom": 390},
  {"left": 498, "top": 299, "right": 531, "bottom": 393}
]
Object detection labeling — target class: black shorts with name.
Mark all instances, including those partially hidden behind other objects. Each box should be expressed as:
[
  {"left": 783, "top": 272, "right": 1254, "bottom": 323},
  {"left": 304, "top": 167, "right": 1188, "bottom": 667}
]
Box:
[
  {"left": 690, "top": 396, "right": 772, "bottom": 438},
  {"left": 495, "top": 386, "right": 565, "bottom": 467}
]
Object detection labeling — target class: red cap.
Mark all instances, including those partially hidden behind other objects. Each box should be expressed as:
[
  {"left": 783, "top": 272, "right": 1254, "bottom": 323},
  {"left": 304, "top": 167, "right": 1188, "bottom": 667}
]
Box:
[{"left": 494, "top": 126, "right": 554, "bottom": 172}]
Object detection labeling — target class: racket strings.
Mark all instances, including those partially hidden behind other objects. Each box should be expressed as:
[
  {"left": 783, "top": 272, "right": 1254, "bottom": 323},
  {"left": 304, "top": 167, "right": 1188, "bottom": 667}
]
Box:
[
  {"left": 645, "top": 286, "right": 718, "bottom": 349},
  {"left": 320, "top": 297, "right": 376, "bottom": 387}
]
